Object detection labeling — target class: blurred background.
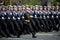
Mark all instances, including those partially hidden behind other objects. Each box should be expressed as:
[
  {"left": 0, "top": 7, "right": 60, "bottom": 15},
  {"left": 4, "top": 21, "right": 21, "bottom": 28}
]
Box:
[{"left": 0, "top": 0, "right": 60, "bottom": 6}]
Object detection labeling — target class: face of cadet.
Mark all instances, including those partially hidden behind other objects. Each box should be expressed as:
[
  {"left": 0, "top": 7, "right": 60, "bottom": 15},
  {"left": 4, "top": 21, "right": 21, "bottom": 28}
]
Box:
[
  {"left": 40, "top": 8, "right": 43, "bottom": 10},
  {"left": 36, "top": 7, "right": 39, "bottom": 10},
  {"left": 48, "top": 8, "right": 51, "bottom": 11},
  {"left": 10, "top": 7, "right": 13, "bottom": 10},
  {"left": 8, "top": 7, "right": 10, "bottom": 10},
  {"left": 18, "top": 7, "right": 22, "bottom": 11},
  {"left": 2, "top": 8, "right": 5, "bottom": 11},
  {"left": 14, "top": 7, "right": 17, "bottom": 11},
  {"left": 52, "top": 8, "right": 55, "bottom": 10},
  {"left": 33, "top": 7, "right": 35, "bottom": 10},
  {"left": 44, "top": 8, "right": 47, "bottom": 10},
  {"left": 23, "top": 7, "right": 25, "bottom": 10}
]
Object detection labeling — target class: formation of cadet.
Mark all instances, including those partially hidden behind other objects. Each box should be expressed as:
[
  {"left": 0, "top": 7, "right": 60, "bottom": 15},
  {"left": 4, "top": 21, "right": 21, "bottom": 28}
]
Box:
[{"left": 0, "top": 5, "right": 60, "bottom": 38}]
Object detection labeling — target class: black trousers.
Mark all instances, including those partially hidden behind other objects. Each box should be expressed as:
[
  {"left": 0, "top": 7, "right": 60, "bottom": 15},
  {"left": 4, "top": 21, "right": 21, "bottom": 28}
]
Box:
[
  {"left": 0, "top": 19, "right": 11, "bottom": 37},
  {"left": 30, "top": 18, "right": 38, "bottom": 32},
  {"left": 5, "top": 19, "right": 16, "bottom": 35},
  {"left": 24, "top": 22, "right": 34, "bottom": 33},
  {"left": 16, "top": 19, "right": 23, "bottom": 34},
  {"left": 46, "top": 18, "right": 53, "bottom": 32},
  {"left": 17, "top": 20, "right": 36, "bottom": 37},
  {"left": 11, "top": 19, "right": 21, "bottom": 36},
  {"left": 0, "top": 25, "right": 7, "bottom": 37},
  {"left": 34, "top": 18, "right": 42, "bottom": 32}
]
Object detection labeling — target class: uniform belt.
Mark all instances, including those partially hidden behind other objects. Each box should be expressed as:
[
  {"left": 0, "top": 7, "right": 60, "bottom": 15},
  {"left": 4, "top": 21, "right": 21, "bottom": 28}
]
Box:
[{"left": 25, "top": 20, "right": 30, "bottom": 22}]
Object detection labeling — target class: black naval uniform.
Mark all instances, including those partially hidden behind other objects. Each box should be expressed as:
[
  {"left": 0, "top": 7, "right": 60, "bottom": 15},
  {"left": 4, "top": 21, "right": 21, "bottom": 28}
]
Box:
[{"left": 17, "top": 12, "right": 36, "bottom": 38}]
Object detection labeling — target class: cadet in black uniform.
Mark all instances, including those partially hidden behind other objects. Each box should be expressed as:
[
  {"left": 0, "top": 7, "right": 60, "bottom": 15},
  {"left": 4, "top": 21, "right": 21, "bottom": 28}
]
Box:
[
  {"left": 17, "top": 8, "right": 36, "bottom": 38},
  {"left": 51, "top": 6, "right": 57, "bottom": 31},
  {"left": 39, "top": 6, "right": 44, "bottom": 32},
  {"left": 43, "top": 6, "right": 50, "bottom": 32},
  {"left": 55, "top": 6, "right": 60, "bottom": 31},
  {"left": 47, "top": 6, "right": 53, "bottom": 32},
  {"left": 0, "top": 6, "right": 7, "bottom": 38},
  {"left": 34, "top": 5, "right": 41, "bottom": 32},
  {"left": 12, "top": 5, "right": 21, "bottom": 36},
  {"left": 17, "top": 6, "right": 24, "bottom": 38},
  {"left": 30, "top": 6, "right": 38, "bottom": 32},
  {"left": 24, "top": 10, "right": 36, "bottom": 38},
  {"left": 5, "top": 6, "right": 16, "bottom": 36},
  {"left": 0, "top": 6, "right": 11, "bottom": 37}
]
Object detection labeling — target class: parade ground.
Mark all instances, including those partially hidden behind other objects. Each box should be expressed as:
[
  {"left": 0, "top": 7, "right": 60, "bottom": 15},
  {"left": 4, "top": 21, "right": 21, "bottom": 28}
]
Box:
[{"left": 0, "top": 31, "right": 60, "bottom": 40}]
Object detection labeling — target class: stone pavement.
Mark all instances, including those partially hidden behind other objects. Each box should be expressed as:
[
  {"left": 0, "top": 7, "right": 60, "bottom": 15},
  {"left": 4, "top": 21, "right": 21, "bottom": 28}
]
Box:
[{"left": 0, "top": 31, "right": 60, "bottom": 40}]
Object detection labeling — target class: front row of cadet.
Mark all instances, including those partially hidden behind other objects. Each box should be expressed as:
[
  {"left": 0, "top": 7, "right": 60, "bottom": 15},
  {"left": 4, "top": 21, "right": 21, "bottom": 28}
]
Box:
[
  {"left": 0, "top": 6, "right": 37, "bottom": 38},
  {"left": 0, "top": 6, "right": 60, "bottom": 38}
]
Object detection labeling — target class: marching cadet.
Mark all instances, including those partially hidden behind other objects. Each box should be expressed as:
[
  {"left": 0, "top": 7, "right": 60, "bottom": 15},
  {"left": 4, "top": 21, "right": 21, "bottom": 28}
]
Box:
[
  {"left": 56, "top": 6, "right": 60, "bottom": 19},
  {"left": 43, "top": 6, "right": 50, "bottom": 32},
  {"left": 30, "top": 6, "right": 35, "bottom": 17},
  {"left": 0, "top": 6, "right": 7, "bottom": 38},
  {"left": 0, "top": 6, "right": 6, "bottom": 37},
  {"left": 13, "top": 5, "right": 18, "bottom": 19},
  {"left": 51, "top": 6, "right": 57, "bottom": 31},
  {"left": 19, "top": 5, "right": 25, "bottom": 17},
  {"left": 43, "top": 6, "right": 48, "bottom": 18},
  {"left": 12, "top": 5, "right": 21, "bottom": 36},
  {"left": 47, "top": 6, "right": 52, "bottom": 19},
  {"left": 55, "top": 6, "right": 59, "bottom": 21},
  {"left": 24, "top": 8, "right": 32, "bottom": 34},
  {"left": 9, "top": 6, "right": 19, "bottom": 36},
  {"left": 31, "top": 6, "right": 39, "bottom": 32},
  {"left": 0, "top": 6, "right": 11, "bottom": 37},
  {"left": 34, "top": 5, "right": 42, "bottom": 32},
  {"left": 1, "top": 6, "right": 6, "bottom": 19},
  {"left": 39, "top": 6, "right": 47, "bottom": 32},
  {"left": 24, "top": 9, "right": 36, "bottom": 38},
  {"left": 5, "top": 6, "right": 16, "bottom": 36},
  {"left": 17, "top": 6, "right": 24, "bottom": 19},
  {"left": 22, "top": 6, "right": 26, "bottom": 19},
  {"left": 17, "top": 8, "right": 37, "bottom": 38},
  {"left": 5, "top": 6, "right": 11, "bottom": 19},
  {"left": 47, "top": 6, "right": 53, "bottom": 32},
  {"left": 47, "top": 6, "right": 51, "bottom": 18},
  {"left": 30, "top": 6, "right": 38, "bottom": 32},
  {"left": 35, "top": 5, "right": 38, "bottom": 16},
  {"left": 56, "top": 6, "right": 59, "bottom": 20},
  {"left": 35, "top": 5, "right": 40, "bottom": 17},
  {"left": 39, "top": 6, "right": 45, "bottom": 32},
  {"left": 56, "top": 6, "right": 60, "bottom": 31},
  {"left": 6, "top": 6, "right": 18, "bottom": 36},
  {"left": 32, "top": 6, "right": 39, "bottom": 32},
  {"left": 9, "top": 6, "right": 14, "bottom": 19},
  {"left": 17, "top": 6, "right": 24, "bottom": 38},
  {"left": 39, "top": 6, "right": 43, "bottom": 19},
  {"left": 51, "top": 6, "right": 55, "bottom": 30},
  {"left": 17, "top": 6, "right": 23, "bottom": 18}
]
